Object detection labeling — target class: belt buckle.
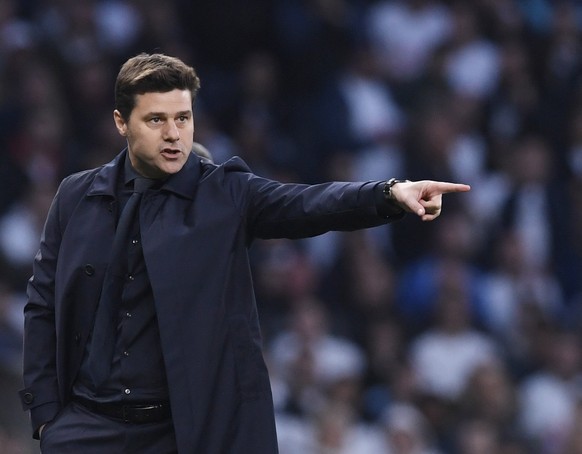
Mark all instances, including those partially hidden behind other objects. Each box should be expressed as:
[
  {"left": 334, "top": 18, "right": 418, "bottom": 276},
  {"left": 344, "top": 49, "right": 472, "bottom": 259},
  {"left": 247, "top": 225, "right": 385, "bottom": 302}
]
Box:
[{"left": 125, "top": 404, "right": 159, "bottom": 423}]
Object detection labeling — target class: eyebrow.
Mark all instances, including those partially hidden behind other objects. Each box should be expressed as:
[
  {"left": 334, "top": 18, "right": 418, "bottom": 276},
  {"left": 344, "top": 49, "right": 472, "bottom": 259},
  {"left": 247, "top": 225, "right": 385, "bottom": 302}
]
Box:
[{"left": 147, "top": 110, "right": 192, "bottom": 117}]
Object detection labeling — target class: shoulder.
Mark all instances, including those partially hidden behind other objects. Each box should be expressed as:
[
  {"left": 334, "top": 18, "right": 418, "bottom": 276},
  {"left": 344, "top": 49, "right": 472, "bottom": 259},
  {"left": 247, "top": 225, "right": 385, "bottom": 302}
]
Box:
[
  {"left": 200, "top": 156, "right": 253, "bottom": 178},
  {"left": 56, "top": 167, "right": 104, "bottom": 207},
  {"left": 199, "top": 156, "right": 257, "bottom": 196},
  {"left": 60, "top": 151, "right": 122, "bottom": 198},
  {"left": 55, "top": 161, "right": 116, "bottom": 214},
  {"left": 60, "top": 167, "right": 102, "bottom": 191}
]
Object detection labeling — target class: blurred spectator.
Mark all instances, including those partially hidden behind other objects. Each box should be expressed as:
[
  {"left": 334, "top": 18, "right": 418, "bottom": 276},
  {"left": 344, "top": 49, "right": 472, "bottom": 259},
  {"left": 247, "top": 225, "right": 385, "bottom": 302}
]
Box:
[
  {"left": 561, "top": 400, "right": 582, "bottom": 454},
  {"left": 517, "top": 0, "right": 555, "bottom": 34},
  {"left": 391, "top": 100, "right": 478, "bottom": 262},
  {"left": 396, "top": 210, "right": 485, "bottom": 330},
  {"left": 223, "top": 51, "right": 282, "bottom": 136},
  {"left": 252, "top": 238, "right": 320, "bottom": 336},
  {"left": 361, "top": 317, "right": 407, "bottom": 420},
  {"left": 496, "top": 134, "right": 562, "bottom": 270},
  {"left": 58, "top": 57, "right": 118, "bottom": 171},
  {"left": 35, "top": 0, "right": 142, "bottom": 63},
  {"left": 6, "top": 59, "right": 69, "bottom": 185},
  {"left": 518, "top": 329, "right": 582, "bottom": 454},
  {"left": 227, "top": 51, "right": 301, "bottom": 179},
  {"left": 480, "top": 227, "right": 564, "bottom": 350},
  {"left": 444, "top": 3, "right": 501, "bottom": 100},
  {"left": 488, "top": 36, "right": 541, "bottom": 149},
  {"left": 408, "top": 279, "right": 498, "bottom": 401},
  {"left": 269, "top": 299, "right": 366, "bottom": 416},
  {"left": 459, "top": 360, "right": 519, "bottom": 437},
  {"left": 315, "top": 230, "right": 398, "bottom": 341},
  {"left": 311, "top": 401, "right": 383, "bottom": 453},
  {"left": 271, "top": 300, "right": 377, "bottom": 453},
  {"left": 366, "top": 0, "right": 452, "bottom": 85},
  {"left": 536, "top": 1, "right": 582, "bottom": 152},
  {"left": 311, "top": 38, "right": 405, "bottom": 184},
  {"left": 454, "top": 418, "right": 501, "bottom": 454},
  {"left": 274, "top": 0, "right": 359, "bottom": 96},
  {"left": 381, "top": 402, "right": 441, "bottom": 454},
  {"left": 0, "top": 182, "right": 55, "bottom": 290},
  {"left": 278, "top": 400, "right": 386, "bottom": 454}
]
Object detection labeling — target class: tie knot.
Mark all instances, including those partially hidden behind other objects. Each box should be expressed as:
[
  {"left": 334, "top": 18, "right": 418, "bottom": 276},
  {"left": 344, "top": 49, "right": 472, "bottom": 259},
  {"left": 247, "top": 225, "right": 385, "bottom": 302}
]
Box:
[{"left": 133, "top": 177, "right": 155, "bottom": 194}]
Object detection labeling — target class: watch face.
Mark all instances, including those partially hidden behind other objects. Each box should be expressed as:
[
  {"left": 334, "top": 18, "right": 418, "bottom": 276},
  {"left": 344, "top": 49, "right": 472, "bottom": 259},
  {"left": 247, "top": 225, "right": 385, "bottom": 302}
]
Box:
[{"left": 383, "top": 180, "right": 394, "bottom": 200}]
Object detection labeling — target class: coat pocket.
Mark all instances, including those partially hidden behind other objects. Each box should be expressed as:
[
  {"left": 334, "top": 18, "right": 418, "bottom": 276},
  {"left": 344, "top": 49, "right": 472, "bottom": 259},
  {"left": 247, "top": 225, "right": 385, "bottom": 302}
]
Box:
[{"left": 228, "top": 315, "right": 271, "bottom": 401}]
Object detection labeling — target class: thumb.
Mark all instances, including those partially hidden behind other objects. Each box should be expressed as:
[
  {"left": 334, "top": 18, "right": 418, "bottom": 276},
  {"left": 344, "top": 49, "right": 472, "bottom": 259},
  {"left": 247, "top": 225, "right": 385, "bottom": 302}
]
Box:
[
  {"left": 413, "top": 204, "right": 425, "bottom": 217},
  {"left": 402, "top": 197, "right": 425, "bottom": 216}
]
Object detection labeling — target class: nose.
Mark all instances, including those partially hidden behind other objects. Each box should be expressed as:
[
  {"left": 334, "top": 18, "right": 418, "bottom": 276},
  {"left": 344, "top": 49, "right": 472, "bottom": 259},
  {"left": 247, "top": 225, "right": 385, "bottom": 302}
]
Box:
[{"left": 163, "top": 120, "right": 180, "bottom": 142}]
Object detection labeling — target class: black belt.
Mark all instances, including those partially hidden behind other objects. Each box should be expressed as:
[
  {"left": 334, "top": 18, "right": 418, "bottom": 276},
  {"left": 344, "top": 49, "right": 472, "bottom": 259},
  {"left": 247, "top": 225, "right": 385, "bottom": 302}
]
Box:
[{"left": 74, "top": 398, "right": 171, "bottom": 423}]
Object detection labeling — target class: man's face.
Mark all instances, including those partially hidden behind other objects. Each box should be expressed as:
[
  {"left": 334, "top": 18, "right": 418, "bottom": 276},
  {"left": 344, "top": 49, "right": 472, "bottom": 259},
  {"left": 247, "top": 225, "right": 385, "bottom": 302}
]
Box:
[{"left": 114, "top": 89, "right": 194, "bottom": 178}]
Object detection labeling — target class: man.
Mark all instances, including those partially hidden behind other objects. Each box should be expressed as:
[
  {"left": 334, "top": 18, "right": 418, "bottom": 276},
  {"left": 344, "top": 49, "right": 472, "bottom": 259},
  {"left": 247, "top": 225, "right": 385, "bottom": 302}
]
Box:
[{"left": 20, "top": 53, "right": 470, "bottom": 453}]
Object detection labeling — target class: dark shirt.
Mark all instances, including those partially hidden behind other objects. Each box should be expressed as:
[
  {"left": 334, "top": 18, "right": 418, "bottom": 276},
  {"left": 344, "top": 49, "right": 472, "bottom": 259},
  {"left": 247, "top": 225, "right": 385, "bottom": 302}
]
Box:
[{"left": 73, "top": 157, "right": 169, "bottom": 403}]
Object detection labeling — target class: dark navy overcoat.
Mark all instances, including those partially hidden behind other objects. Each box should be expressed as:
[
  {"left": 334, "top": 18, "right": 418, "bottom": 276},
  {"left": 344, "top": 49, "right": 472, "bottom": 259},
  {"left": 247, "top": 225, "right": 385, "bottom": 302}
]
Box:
[{"left": 20, "top": 150, "right": 397, "bottom": 453}]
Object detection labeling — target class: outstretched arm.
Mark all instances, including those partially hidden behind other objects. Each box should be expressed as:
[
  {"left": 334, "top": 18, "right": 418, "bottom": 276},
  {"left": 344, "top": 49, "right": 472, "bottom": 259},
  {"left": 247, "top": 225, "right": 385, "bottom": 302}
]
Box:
[{"left": 388, "top": 180, "right": 471, "bottom": 222}]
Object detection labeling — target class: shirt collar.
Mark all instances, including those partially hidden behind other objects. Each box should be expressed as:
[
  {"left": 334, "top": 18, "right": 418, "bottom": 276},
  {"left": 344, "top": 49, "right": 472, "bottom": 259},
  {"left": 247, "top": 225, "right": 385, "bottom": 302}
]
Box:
[
  {"left": 88, "top": 149, "right": 202, "bottom": 199},
  {"left": 124, "top": 154, "right": 167, "bottom": 189}
]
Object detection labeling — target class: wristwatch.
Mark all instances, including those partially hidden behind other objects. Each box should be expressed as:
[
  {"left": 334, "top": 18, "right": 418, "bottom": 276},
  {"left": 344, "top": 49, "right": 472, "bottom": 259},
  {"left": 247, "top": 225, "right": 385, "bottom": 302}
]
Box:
[{"left": 382, "top": 178, "right": 408, "bottom": 201}]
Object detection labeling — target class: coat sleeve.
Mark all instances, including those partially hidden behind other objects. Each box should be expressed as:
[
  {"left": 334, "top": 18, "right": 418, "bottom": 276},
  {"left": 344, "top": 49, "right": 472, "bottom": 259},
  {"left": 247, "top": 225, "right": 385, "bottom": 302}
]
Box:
[
  {"left": 223, "top": 161, "right": 402, "bottom": 240},
  {"left": 19, "top": 181, "right": 66, "bottom": 439}
]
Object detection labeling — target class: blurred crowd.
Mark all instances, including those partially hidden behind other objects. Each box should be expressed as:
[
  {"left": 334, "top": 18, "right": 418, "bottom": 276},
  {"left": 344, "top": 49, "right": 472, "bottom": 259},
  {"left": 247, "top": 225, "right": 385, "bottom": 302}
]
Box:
[{"left": 0, "top": 0, "right": 582, "bottom": 453}]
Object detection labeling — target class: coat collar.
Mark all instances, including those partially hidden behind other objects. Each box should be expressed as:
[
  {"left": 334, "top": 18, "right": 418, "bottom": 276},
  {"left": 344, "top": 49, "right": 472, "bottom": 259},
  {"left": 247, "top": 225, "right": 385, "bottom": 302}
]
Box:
[
  {"left": 86, "top": 149, "right": 202, "bottom": 200},
  {"left": 86, "top": 151, "right": 124, "bottom": 197}
]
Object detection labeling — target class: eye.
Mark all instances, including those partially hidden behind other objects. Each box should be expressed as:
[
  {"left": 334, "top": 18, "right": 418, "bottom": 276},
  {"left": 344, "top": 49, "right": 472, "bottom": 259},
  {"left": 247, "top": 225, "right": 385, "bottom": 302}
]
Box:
[
  {"left": 178, "top": 115, "right": 189, "bottom": 122},
  {"left": 150, "top": 117, "right": 161, "bottom": 124}
]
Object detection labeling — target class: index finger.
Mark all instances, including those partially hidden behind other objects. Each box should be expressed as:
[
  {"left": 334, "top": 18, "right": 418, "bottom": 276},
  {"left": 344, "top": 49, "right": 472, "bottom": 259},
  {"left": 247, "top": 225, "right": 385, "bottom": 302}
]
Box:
[{"left": 428, "top": 182, "right": 471, "bottom": 194}]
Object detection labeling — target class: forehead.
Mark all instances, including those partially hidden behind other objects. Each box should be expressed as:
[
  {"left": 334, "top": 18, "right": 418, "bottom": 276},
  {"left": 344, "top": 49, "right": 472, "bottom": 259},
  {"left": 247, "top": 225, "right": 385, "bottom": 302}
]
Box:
[{"left": 132, "top": 89, "right": 193, "bottom": 114}]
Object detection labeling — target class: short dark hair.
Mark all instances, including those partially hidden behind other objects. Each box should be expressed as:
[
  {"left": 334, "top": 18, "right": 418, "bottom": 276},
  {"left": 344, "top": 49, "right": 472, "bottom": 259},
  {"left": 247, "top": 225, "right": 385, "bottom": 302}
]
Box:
[{"left": 115, "top": 53, "right": 201, "bottom": 120}]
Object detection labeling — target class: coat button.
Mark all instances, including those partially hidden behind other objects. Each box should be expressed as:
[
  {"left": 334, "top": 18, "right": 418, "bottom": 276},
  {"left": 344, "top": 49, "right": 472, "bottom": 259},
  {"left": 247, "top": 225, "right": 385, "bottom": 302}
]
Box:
[
  {"left": 23, "top": 392, "right": 34, "bottom": 404},
  {"left": 84, "top": 264, "right": 95, "bottom": 276},
  {"left": 74, "top": 332, "right": 81, "bottom": 344}
]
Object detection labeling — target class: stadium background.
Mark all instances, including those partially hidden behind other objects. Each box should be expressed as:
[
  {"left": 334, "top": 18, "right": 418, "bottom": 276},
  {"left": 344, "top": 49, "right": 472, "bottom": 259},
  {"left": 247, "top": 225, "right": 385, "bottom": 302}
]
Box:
[{"left": 0, "top": 0, "right": 581, "bottom": 452}]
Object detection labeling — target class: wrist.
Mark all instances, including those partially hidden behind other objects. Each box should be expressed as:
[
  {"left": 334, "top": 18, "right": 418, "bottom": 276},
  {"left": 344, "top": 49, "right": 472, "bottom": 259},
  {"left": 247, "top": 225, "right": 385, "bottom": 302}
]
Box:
[
  {"left": 382, "top": 178, "right": 409, "bottom": 202},
  {"left": 375, "top": 180, "right": 406, "bottom": 218}
]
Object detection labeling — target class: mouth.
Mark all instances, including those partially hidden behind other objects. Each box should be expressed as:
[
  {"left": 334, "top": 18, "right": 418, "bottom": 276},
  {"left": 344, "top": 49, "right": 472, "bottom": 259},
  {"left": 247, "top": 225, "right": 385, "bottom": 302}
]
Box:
[{"left": 161, "top": 148, "right": 181, "bottom": 159}]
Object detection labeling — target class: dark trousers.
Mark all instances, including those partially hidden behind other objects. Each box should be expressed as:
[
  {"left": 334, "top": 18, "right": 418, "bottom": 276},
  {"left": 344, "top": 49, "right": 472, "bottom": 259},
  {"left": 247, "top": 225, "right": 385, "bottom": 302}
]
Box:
[{"left": 39, "top": 401, "right": 178, "bottom": 453}]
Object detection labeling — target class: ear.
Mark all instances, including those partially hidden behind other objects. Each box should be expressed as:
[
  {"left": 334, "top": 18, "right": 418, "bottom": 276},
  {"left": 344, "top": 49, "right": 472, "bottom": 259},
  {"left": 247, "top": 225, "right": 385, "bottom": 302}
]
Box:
[{"left": 113, "top": 110, "right": 128, "bottom": 137}]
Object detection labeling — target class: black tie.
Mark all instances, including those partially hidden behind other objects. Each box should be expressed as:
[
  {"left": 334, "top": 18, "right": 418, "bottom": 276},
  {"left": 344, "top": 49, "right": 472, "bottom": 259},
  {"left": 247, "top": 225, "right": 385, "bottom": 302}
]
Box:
[{"left": 87, "top": 177, "right": 153, "bottom": 389}]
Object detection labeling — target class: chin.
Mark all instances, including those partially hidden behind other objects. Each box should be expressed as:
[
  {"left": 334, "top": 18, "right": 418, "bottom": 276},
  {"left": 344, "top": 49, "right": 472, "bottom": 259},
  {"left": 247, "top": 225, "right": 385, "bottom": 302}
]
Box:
[{"left": 161, "top": 161, "right": 187, "bottom": 175}]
